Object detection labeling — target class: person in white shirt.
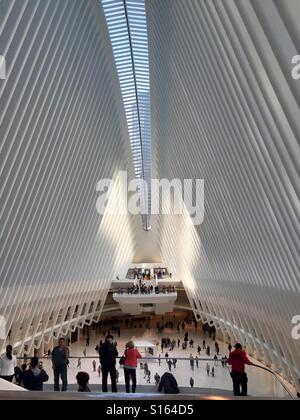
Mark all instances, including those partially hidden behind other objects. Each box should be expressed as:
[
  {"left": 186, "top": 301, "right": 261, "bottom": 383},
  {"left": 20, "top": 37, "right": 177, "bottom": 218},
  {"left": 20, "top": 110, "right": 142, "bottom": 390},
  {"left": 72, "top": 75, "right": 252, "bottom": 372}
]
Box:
[{"left": 0, "top": 345, "right": 17, "bottom": 382}]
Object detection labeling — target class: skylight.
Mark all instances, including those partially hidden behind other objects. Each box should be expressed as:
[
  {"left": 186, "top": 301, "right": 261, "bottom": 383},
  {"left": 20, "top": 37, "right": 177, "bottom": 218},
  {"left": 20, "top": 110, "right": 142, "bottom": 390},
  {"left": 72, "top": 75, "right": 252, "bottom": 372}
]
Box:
[{"left": 102, "top": 0, "right": 152, "bottom": 231}]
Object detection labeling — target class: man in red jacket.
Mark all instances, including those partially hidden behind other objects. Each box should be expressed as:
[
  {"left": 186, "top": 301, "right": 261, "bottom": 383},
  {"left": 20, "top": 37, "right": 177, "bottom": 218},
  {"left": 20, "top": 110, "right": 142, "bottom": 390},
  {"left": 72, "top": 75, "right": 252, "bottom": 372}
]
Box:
[{"left": 228, "top": 343, "right": 253, "bottom": 397}]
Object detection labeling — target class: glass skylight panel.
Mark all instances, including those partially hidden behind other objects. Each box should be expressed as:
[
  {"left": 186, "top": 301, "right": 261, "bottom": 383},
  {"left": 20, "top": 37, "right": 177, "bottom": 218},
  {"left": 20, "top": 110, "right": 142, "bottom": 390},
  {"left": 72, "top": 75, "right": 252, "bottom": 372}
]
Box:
[{"left": 102, "top": 0, "right": 152, "bottom": 230}]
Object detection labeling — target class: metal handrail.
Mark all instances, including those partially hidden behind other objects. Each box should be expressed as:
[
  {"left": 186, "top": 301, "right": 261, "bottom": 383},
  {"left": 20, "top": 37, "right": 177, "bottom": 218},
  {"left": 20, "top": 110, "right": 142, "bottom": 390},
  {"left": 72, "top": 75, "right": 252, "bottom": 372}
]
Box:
[{"left": 251, "top": 363, "right": 296, "bottom": 399}]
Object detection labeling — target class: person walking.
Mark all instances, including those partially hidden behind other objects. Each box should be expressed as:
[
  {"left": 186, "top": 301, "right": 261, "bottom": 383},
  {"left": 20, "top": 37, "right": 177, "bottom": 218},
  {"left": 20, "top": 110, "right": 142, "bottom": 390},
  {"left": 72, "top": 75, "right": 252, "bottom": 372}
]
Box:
[
  {"left": 23, "top": 357, "right": 49, "bottom": 391},
  {"left": 154, "top": 372, "right": 160, "bottom": 386},
  {"left": 167, "top": 359, "right": 172, "bottom": 372},
  {"left": 97, "top": 365, "right": 101, "bottom": 377},
  {"left": 211, "top": 367, "right": 215, "bottom": 377},
  {"left": 206, "top": 363, "right": 210, "bottom": 376},
  {"left": 228, "top": 344, "right": 253, "bottom": 397},
  {"left": 144, "top": 361, "right": 149, "bottom": 375},
  {"left": 77, "top": 358, "right": 82, "bottom": 369},
  {"left": 203, "top": 340, "right": 206, "bottom": 350},
  {"left": 190, "top": 377, "right": 194, "bottom": 388},
  {"left": 123, "top": 341, "right": 142, "bottom": 393},
  {"left": 52, "top": 338, "right": 69, "bottom": 392},
  {"left": 158, "top": 354, "right": 161, "bottom": 366},
  {"left": 0, "top": 345, "right": 17, "bottom": 383},
  {"left": 195, "top": 355, "right": 199, "bottom": 368},
  {"left": 145, "top": 369, "right": 151, "bottom": 383},
  {"left": 92, "top": 360, "right": 97, "bottom": 372},
  {"left": 99, "top": 335, "right": 118, "bottom": 393},
  {"left": 189, "top": 354, "right": 194, "bottom": 371}
]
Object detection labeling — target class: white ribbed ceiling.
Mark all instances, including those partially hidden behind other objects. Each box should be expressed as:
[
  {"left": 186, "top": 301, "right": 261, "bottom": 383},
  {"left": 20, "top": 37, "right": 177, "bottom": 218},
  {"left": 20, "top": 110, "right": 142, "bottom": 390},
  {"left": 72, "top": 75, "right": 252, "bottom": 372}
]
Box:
[
  {"left": 146, "top": 0, "right": 300, "bottom": 390},
  {"left": 0, "top": 0, "right": 299, "bottom": 394}
]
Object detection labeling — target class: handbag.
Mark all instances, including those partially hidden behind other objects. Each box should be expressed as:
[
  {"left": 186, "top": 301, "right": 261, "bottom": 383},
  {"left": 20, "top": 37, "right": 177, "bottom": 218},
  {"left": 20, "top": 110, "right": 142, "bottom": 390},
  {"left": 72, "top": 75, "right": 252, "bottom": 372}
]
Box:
[{"left": 119, "top": 355, "right": 126, "bottom": 366}]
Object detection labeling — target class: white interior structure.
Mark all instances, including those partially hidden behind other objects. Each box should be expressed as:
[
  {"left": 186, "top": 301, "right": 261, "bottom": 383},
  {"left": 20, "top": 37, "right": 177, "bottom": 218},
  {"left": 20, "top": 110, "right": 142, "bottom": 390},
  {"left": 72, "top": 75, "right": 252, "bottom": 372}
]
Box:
[{"left": 0, "top": 0, "right": 299, "bottom": 398}]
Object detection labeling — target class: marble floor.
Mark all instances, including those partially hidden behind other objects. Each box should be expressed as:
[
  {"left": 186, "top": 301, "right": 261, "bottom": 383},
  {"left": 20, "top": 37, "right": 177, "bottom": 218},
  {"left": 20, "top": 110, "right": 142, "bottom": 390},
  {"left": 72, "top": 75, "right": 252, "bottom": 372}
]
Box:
[{"left": 38, "top": 322, "right": 292, "bottom": 398}]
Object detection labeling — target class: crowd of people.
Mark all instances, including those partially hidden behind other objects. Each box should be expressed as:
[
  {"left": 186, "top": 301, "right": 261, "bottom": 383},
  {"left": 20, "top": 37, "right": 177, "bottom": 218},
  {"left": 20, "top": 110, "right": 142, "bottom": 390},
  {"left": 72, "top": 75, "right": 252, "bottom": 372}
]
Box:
[
  {"left": 116, "top": 284, "right": 176, "bottom": 295},
  {"left": 128, "top": 267, "right": 172, "bottom": 281},
  {"left": 0, "top": 318, "right": 255, "bottom": 397}
]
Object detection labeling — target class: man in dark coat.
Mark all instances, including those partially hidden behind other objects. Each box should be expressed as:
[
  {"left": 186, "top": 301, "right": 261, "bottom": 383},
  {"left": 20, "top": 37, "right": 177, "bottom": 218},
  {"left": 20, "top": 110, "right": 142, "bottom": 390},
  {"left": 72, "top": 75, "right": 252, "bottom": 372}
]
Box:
[
  {"left": 51, "top": 337, "right": 69, "bottom": 392},
  {"left": 23, "top": 357, "right": 49, "bottom": 391},
  {"left": 99, "top": 335, "right": 118, "bottom": 392}
]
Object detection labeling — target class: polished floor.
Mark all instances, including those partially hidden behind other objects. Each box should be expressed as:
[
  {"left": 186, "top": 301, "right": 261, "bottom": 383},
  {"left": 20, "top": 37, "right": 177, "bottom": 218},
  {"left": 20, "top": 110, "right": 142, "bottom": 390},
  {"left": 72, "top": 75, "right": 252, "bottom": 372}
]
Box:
[{"left": 39, "top": 322, "right": 292, "bottom": 398}]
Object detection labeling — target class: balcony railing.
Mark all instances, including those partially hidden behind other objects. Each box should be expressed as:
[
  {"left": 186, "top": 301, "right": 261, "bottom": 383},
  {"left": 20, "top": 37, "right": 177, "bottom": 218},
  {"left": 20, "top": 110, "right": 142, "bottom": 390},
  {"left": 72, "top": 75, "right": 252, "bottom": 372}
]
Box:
[{"left": 14, "top": 356, "right": 296, "bottom": 399}]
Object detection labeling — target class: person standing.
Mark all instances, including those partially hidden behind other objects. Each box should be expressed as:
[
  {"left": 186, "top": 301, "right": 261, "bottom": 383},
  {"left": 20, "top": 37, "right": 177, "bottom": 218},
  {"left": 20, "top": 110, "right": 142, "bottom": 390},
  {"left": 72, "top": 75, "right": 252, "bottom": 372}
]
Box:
[
  {"left": 23, "top": 357, "right": 49, "bottom": 391},
  {"left": 168, "top": 359, "right": 172, "bottom": 372},
  {"left": 123, "top": 341, "right": 142, "bottom": 393},
  {"left": 99, "top": 335, "right": 118, "bottom": 393},
  {"left": 52, "top": 338, "right": 69, "bottom": 392},
  {"left": 228, "top": 344, "right": 253, "bottom": 397},
  {"left": 190, "top": 377, "right": 194, "bottom": 388},
  {"left": 92, "top": 360, "right": 97, "bottom": 372},
  {"left": 0, "top": 345, "right": 17, "bottom": 382}
]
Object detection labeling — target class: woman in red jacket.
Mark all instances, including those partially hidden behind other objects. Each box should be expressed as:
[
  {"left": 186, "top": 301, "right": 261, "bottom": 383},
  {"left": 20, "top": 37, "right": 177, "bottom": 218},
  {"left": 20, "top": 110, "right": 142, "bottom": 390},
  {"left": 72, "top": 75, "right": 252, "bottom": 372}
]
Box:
[{"left": 124, "top": 341, "right": 142, "bottom": 393}]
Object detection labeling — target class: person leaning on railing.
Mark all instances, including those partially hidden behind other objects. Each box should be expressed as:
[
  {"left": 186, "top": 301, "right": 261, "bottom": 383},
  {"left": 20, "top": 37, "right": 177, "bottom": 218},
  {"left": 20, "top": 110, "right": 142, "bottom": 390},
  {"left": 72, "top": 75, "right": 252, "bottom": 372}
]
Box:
[{"left": 228, "top": 343, "right": 253, "bottom": 397}]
